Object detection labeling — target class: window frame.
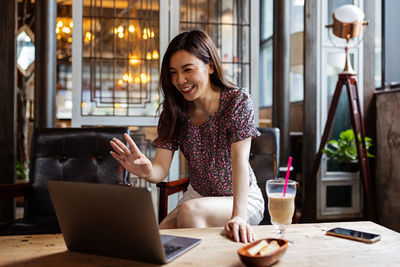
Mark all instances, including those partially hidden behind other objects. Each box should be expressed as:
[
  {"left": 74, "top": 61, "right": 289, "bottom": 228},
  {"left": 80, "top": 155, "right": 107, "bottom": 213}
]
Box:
[
  {"left": 316, "top": 0, "right": 364, "bottom": 220},
  {"left": 72, "top": 0, "right": 259, "bottom": 126}
]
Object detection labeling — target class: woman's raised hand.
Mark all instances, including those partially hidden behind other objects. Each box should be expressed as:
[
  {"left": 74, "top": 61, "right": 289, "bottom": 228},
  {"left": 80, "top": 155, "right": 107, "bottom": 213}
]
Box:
[{"left": 110, "top": 133, "right": 152, "bottom": 180}]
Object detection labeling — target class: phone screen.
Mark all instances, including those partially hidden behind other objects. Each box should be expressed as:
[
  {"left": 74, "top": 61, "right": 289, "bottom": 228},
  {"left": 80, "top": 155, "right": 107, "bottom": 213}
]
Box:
[{"left": 326, "top": 227, "right": 381, "bottom": 243}]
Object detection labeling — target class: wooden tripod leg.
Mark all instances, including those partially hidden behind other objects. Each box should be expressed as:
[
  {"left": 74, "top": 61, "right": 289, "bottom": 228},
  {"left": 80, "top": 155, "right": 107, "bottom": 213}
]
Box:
[
  {"left": 310, "top": 78, "right": 344, "bottom": 184},
  {"left": 302, "top": 78, "right": 345, "bottom": 221},
  {"left": 345, "top": 78, "right": 376, "bottom": 220}
]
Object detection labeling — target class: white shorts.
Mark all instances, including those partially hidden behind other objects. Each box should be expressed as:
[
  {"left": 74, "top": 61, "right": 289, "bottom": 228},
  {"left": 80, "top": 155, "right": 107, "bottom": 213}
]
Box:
[{"left": 177, "top": 182, "right": 265, "bottom": 225}]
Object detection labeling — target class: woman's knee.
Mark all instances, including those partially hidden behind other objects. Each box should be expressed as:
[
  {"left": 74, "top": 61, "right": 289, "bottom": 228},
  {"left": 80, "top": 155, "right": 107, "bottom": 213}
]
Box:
[
  {"left": 159, "top": 209, "right": 178, "bottom": 229},
  {"left": 176, "top": 199, "right": 205, "bottom": 228},
  {"left": 159, "top": 219, "right": 176, "bottom": 229}
]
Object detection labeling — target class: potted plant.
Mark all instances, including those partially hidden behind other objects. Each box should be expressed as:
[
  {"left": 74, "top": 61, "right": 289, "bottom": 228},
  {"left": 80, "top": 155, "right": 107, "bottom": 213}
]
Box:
[
  {"left": 322, "top": 129, "right": 375, "bottom": 172},
  {"left": 16, "top": 160, "right": 29, "bottom": 181}
]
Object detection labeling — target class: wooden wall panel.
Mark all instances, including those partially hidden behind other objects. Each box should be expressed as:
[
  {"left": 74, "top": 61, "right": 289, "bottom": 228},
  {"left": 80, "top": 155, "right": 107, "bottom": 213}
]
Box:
[
  {"left": 0, "top": 0, "right": 17, "bottom": 223},
  {"left": 375, "top": 90, "right": 400, "bottom": 232}
]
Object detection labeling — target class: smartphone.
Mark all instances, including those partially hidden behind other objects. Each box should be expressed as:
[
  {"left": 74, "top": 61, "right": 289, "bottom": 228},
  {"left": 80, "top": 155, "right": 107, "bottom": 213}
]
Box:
[{"left": 326, "top": 227, "right": 381, "bottom": 243}]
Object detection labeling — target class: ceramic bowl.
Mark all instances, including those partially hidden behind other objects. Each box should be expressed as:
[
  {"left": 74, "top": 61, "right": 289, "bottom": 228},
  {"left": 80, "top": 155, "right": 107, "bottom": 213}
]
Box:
[{"left": 237, "top": 238, "right": 288, "bottom": 267}]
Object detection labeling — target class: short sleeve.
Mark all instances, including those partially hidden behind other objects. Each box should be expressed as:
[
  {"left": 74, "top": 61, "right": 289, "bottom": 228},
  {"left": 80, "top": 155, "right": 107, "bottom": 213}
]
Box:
[
  {"left": 152, "top": 136, "right": 179, "bottom": 151},
  {"left": 225, "top": 89, "right": 261, "bottom": 143}
]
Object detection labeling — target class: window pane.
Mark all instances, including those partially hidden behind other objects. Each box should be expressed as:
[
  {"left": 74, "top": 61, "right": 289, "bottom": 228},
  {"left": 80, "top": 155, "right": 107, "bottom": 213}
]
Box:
[
  {"left": 56, "top": 3, "right": 73, "bottom": 119},
  {"left": 375, "top": 0, "right": 382, "bottom": 88},
  {"left": 291, "top": 0, "right": 304, "bottom": 34},
  {"left": 261, "top": 0, "right": 273, "bottom": 40},
  {"left": 326, "top": 185, "right": 352, "bottom": 207},
  {"left": 290, "top": 73, "right": 304, "bottom": 102},
  {"left": 289, "top": 0, "right": 304, "bottom": 103},
  {"left": 180, "top": 0, "right": 250, "bottom": 89},
  {"left": 82, "top": 0, "right": 160, "bottom": 117},
  {"left": 259, "top": 41, "right": 273, "bottom": 107},
  {"left": 327, "top": 0, "right": 354, "bottom": 45},
  {"left": 327, "top": 0, "right": 354, "bottom": 25},
  {"left": 326, "top": 51, "right": 354, "bottom": 172}
]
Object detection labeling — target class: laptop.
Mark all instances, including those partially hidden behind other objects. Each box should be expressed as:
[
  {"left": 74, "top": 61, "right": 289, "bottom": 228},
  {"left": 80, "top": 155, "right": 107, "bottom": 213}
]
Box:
[{"left": 47, "top": 180, "right": 201, "bottom": 264}]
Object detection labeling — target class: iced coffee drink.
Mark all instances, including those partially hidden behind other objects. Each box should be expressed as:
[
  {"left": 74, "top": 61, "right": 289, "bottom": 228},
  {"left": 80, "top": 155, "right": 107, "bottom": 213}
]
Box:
[
  {"left": 266, "top": 179, "right": 297, "bottom": 240},
  {"left": 268, "top": 193, "right": 295, "bottom": 227}
]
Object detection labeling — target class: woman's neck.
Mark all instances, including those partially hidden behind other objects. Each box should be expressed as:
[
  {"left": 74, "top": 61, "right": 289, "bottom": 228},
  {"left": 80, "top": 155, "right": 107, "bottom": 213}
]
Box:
[
  {"left": 191, "top": 84, "right": 220, "bottom": 112},
  {"left": 188, "top": 85, "right": 221, "bottom": 126}
]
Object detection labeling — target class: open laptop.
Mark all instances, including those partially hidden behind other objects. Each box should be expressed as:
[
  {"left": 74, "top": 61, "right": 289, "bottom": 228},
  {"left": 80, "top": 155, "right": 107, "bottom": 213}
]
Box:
[{"left": 47, "top": 180, "right": 201, "bottom": 264}]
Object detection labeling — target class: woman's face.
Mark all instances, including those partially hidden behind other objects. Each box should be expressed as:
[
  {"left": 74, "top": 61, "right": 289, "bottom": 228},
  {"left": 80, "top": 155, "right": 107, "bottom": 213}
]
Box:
[{"left": 169, "top": 50, "right": 213, "bottom": 102}]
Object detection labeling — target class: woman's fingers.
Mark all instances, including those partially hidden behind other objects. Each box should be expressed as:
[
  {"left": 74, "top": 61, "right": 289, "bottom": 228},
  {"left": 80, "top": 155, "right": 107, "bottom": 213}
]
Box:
[
  {"left": 110, "top": 135, "right": 144, "bottom": 162},
  {"left": 110, "top": 140, "right": 126, "bottom": 156},
  {"left": 124, "top": 133, "right": 141, "bottom": 155},
  {"left": 110, "top": 151, "right": 124, "bottom": 164},
  {"left": 110, "top": 138, "right": 148, "bottom": 167},
  {"left": 112, "top": 137, "right": 131, "bottom": 155},
  {"left": 239, "top": 224, "right": 248, "bottom": 243},
  {"left": 246, "top": 224, "right": 255, "bottom": 242},
  {"left": 231, "top": 223, "right": 240, "bottom": 242},
  {"left": 224, "top": 223, "right": 232, "bottom": 237},
  {"left": 226, "top": 220, "right": 254, "bottom": 243}
]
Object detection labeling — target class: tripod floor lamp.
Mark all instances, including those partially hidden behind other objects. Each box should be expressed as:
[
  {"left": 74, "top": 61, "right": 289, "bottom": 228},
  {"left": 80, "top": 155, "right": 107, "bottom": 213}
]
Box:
[{"left": 311, "top": 5, "right": 375, "bottom": 220}]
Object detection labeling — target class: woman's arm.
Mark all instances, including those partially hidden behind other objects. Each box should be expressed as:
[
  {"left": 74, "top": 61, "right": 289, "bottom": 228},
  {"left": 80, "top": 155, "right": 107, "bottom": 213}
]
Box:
[
  {"left": 147, "top": 148, "right": 175, "bottom": 183},
  {"left": 231, "top": 137, "right": 251, "bottom": 219},
  {"left": 110, "top": 133, "right": 175, "bottom": 184},
  {"left": 225, "top": 137, "right": 255, "bottom": 243}
]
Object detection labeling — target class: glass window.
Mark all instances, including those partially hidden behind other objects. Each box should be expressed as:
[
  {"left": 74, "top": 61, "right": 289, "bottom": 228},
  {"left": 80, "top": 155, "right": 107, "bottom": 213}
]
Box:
[
  {"left": 327, "top": 0, "right": 354, "bottom": 24},
  {"left": 56, "top": 5, "right": 73, "bottom": 120},
  {"left": 325, "top": 51, "right": 354, "bottom": 172},
  {"left": 16, "top": 29, "right": 35, "bottom": 74},
  {"left": 326, "top": 185, "right": 352, "bottom": 207},
  {"left": 382, "top": 0, "right": 400, "bottom": 88},
  {"left": 375, "top": 0, "right": 382, "bottom": 88},
  {"left": 81, "top": 0, "right": 160, "bottom": 117},
  {"left": 259, "top": 0, "right": 273, "bottom": 108},
  {"left": 260, "top": 41, "right": 273, "bottom": 107},
  {"left": 290, "top": 0, "right": 304, "bottom": 34},
  {"left": 180, "top": 0, "right": 250, "bottom": 89},
  {"left": 318, "top": 0, "right": 363, "bottom": 219},
  {"left": 290, "top": 72, "right": 304, "bottom": 102},
  {"left": 289, "top": 0, "right": 304, "bottom": 103},
  {"left": 261, "top": 0, "right": 273, "bottom": 40},
  {"left": 326, "top": 0, "right": 354, "bottom": 45}
]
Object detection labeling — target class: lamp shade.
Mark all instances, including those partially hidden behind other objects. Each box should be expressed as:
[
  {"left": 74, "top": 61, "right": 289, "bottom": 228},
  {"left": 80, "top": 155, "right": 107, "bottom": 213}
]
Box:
[{"left": 332, "top": 5, "right": 365, "bottom": 39}]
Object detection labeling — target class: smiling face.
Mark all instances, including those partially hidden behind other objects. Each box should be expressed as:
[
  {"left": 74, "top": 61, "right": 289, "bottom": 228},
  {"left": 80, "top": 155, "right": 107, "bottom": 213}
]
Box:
[{"left": 169, "top": 50, "right": 214, "bottom": 102}]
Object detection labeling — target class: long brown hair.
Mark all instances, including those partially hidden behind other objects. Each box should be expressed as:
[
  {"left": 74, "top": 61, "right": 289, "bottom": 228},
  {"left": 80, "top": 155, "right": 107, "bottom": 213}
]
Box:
[{"left": 155, "top": 30, "right": 235, "bottom": 146}]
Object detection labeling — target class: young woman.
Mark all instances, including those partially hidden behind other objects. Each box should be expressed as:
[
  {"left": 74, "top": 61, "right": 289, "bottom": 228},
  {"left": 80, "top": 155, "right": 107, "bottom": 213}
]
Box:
[{"left": 110, "top": 30, "right": 264, "bottom": 243}]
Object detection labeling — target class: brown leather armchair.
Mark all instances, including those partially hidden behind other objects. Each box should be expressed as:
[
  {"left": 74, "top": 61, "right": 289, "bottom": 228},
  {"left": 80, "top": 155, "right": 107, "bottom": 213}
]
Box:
[
  {"left": 0, "top": 127, "right": 129, "bottom": 235},
  {"left": 156, "top": 127, "right": 280, "bottom": 225}
]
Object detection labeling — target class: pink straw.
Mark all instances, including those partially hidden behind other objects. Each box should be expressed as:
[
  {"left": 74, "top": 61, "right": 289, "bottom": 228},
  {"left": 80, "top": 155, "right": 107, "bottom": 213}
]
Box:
[{"left": 283, "top": 157, "right": 293, "bottom": 197}]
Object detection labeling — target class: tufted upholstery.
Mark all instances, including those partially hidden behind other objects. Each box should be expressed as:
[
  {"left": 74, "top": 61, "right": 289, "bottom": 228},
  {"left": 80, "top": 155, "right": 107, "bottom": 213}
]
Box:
[{"left": 0, "top": 127, "right": 129, "bottom": 235}]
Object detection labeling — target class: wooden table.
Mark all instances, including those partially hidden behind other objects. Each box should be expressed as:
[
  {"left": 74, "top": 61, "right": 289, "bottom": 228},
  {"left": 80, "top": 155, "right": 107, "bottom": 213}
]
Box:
[{"left": 1, "top": 221, "right": 399, "bottom": 266}]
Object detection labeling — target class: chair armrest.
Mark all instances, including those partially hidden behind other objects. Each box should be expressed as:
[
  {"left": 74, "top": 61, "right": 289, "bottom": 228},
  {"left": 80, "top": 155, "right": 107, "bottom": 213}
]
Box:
[
  {"left": 156, "top": 177, "right": 189, "bottom": 190},
  {"left": 156, "top": 178, "right": 189, "bottom": 223},
  {"left": 0, "top": 183, "right": 29, "bottom": 199}
]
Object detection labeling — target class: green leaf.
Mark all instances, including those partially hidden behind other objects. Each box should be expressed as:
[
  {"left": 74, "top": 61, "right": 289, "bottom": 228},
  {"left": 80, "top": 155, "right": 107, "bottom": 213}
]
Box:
[
  {"left": 16, "top": 160, "right": 29, "bottom": 180},
  {"left": 327, "top": 141, "right": 339, "bottom": 149},
  {"left": 323, "top": 128, "right": 375, "bottom": 164},
  {"left": 340, "top": 129, "right": 355, "bottom": 142}
]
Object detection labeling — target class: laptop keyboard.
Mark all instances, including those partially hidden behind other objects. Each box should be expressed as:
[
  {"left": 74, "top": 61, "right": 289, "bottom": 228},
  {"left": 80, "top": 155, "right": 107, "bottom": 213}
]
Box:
[{"left": 163, "top": 244, "right": 182, "bottom": 256}]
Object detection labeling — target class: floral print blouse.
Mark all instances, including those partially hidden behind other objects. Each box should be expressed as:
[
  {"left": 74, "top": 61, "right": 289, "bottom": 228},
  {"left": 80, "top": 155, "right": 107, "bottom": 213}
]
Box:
[{"left": 153, "top": 88, "right": 260, "bottom": 196}]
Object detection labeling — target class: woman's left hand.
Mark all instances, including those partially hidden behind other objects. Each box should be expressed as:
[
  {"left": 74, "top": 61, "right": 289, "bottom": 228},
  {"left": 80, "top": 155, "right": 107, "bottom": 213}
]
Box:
[{"left": 224, "top": 216, "right": 255, "bottom": 243}]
